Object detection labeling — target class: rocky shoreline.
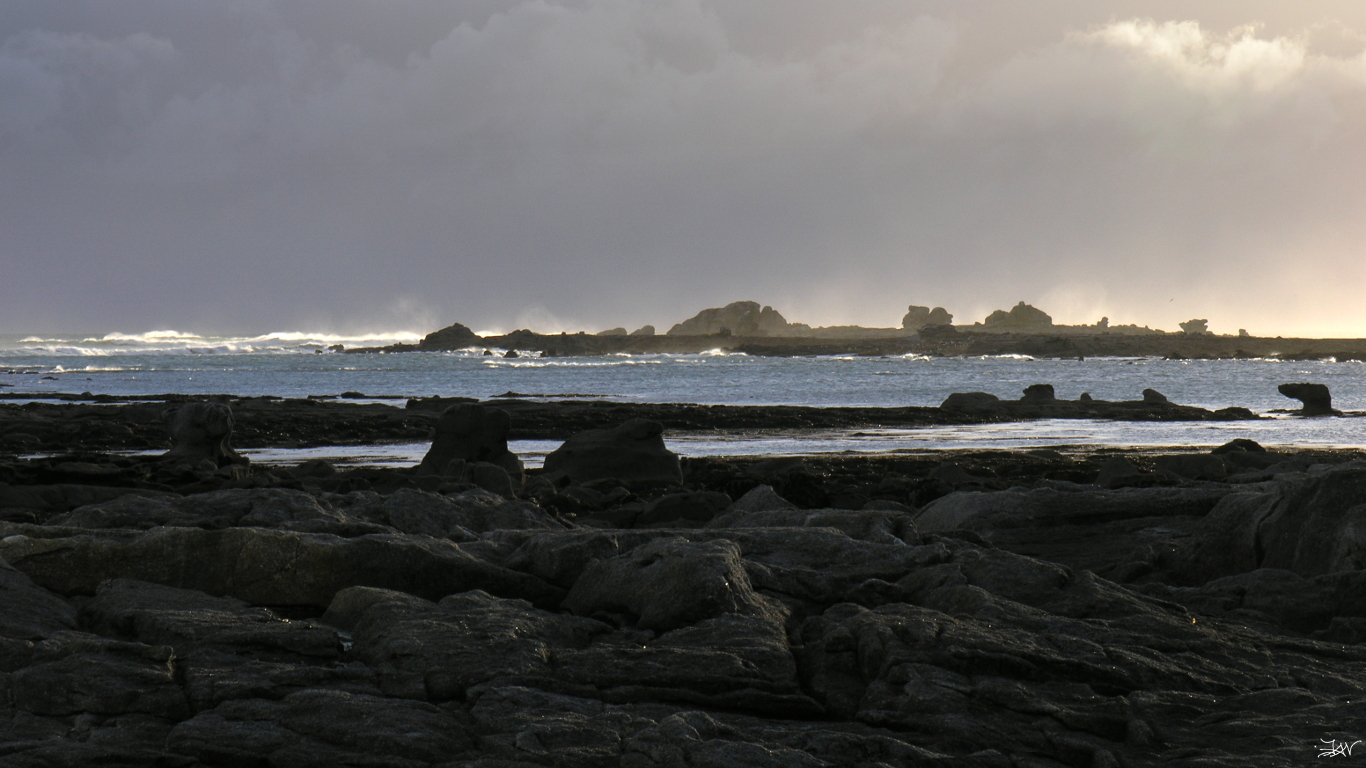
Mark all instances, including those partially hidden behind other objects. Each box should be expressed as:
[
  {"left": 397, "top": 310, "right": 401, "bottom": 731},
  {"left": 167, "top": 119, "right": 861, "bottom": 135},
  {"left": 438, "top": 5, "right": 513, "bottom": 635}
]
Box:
[
  {"left": 348, "top": 326, "right": 1366, "bottom": 361},
  {"left": 0, "top": 389, "right": 1262, "bottom": 455},
  {"left": 0, "top": 394, "right": 1363, "bottom": 766}
]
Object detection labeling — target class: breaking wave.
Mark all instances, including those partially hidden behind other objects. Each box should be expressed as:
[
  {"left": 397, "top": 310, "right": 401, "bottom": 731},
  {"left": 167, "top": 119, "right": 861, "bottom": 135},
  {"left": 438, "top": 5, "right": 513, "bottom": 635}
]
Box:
[{"left": 2, "top": 330, "right": 424, "bottom": 356}]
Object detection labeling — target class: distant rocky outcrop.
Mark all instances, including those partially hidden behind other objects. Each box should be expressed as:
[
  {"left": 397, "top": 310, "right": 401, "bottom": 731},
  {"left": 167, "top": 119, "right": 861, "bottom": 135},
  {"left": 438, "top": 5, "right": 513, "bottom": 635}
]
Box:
[
  {"left": 667, "top": 301, "right": 806, "bottom": 337},
  {"left": 1180, "top": 319, "right": 1210, "bottom": 335},
  {"left": 596, "top": 327, "right": 628, "bottom": 336},
  {"left": 900, "top": 305, "right": 953, "bottom": 331},
  {"left": 982, "top": 301, "right": 1052, "bottom": 329},
  {"left": 629, "top": 325, "right": 656, "bottom": 337},
  {"left": 416, "top": 322, "right": 480, "bottom": 351}
]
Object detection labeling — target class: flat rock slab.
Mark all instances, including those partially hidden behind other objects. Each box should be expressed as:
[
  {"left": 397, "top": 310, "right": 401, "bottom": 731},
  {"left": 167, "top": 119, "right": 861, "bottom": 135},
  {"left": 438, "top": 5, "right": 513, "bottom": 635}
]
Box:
[{"left": 0, "top": 526, "right": 564, "bottom": 609}]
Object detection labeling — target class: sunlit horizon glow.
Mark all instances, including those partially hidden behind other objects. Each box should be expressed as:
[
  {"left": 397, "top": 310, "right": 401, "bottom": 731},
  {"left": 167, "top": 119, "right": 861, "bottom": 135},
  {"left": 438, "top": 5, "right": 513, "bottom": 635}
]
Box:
[{"left": 2, "top": 2, "right": 1365, "bottom": 339}]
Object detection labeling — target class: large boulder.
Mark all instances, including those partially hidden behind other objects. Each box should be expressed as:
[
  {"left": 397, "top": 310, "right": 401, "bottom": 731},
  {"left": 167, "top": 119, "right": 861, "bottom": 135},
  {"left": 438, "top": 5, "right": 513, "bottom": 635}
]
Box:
[
  {"left": 82, "top": 579, "right": 342, "bottom": 658},
  {"left": 1174, "top": 462, "right": 1366, "bottom": 582},
  {"left": 383, "top": 487, "right": 564, "bottom": 537},
  {"left": 1278, "top": 382, "right": 1337, "bottom": 416},
  {"left": 636, "top": 491, "right": 733, "bottom": 527},
  {"left": 543, "top": 419, "right": 682, "bottom": 487},
  {"left": 0, "top": 555, "right": 78, "bottom": 641},
  {"left": 415, "top": 403, "right": 523, "bottom": 480},
  {"left": 161, "top": 402, "right": 245, "bottom": 467},
  {"left": 563, "top": 537, "right": 781, "bottom": 632},
  {"left": 10, "top": 632, "right": 190, "bottom": 719},
  {"left": 916, "top": 485, "right": 1231, "bottom": 535}
]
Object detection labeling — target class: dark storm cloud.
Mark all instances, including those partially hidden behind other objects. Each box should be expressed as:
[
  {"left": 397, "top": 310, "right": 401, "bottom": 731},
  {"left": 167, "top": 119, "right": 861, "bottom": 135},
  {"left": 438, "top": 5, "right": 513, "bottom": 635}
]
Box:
[{"left": 3, "top": 1, "right": 1366, "bottom": 336}]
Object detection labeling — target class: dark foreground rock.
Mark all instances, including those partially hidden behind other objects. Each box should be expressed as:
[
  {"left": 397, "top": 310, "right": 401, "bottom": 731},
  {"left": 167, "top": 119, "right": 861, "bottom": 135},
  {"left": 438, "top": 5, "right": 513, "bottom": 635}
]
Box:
[
  {"left": 414, "top": 403, "right": 524, "bottom": 482},
  {"left": 161, "top": 402, "right": 246, "bottom": 467},
  {"left": 1, "top": 441, "right": 1366, "bottom": 765},
  {"left": 543, "top": 418, "right": 684, "bottom": 488}
]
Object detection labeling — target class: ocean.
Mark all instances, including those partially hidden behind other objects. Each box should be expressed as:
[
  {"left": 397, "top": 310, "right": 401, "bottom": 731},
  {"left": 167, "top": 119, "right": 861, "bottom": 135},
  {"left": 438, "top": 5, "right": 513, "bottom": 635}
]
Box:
[{"left": 4, "top": 331, "right": 1365, "bottom": 464}]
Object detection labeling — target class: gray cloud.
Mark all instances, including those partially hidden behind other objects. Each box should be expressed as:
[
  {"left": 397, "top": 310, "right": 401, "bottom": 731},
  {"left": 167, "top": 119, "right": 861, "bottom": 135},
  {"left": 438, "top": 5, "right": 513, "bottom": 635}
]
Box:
[{"left": 3, "top": 1, "right": 1366, "bottom": 336}]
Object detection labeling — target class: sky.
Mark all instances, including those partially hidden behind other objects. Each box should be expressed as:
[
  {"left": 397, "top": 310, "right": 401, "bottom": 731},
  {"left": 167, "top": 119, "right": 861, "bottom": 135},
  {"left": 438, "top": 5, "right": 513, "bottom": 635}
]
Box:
[{"left": 3, "top": 1, "right": 1366, "bottom": 337}]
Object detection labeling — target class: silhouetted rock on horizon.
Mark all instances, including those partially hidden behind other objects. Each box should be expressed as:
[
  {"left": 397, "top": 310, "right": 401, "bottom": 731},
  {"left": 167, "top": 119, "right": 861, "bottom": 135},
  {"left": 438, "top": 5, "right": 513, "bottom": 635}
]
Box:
[
  {"left": 1279, "top": 382, "right": 1338, "bottom": 415},
  {"left": 1180, "top": 318, "right": 1210, "bottom": 334},
  {"left": 596, "top": 327, "right": 628, "bottom": 336},
  {"left": 900, "top": 305, "right": 953, "bottom": 330},
  {"left": 937, "top": 389, "right": 1257, "bottom": 422},
  {"left": 629, "top": 324, "right": 655, "bottom": 336},
  {"left": 982, "top": 301, "right": 1052, "bottom": 329},
  {"left": 666, "top": 300, "right": 808, "bottom": 337},
  {"left": 1143, "top": 388, "right": 1169, "bottom": 404},
  {"left": 416, "top": 322, "right": 480, "bottom": 350},
  {"left": 1020, "top": 383, "right": 1055, "bottom": 403}
]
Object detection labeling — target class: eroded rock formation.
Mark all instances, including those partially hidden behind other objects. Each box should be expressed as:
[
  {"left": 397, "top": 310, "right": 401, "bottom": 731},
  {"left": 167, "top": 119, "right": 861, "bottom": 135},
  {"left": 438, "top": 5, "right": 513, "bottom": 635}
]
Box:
[
  {"left": 1279, "top": 382, "right": 1338, "bottom": 416},
  {"left": 982, "top": 301, "right": 1052, "bottom": 329},
  {"left": 900, "top": 305, "right": 953, "bottom": 331},
  {"left": 666, "top": 301, "right": 806, "bottom": 337}
]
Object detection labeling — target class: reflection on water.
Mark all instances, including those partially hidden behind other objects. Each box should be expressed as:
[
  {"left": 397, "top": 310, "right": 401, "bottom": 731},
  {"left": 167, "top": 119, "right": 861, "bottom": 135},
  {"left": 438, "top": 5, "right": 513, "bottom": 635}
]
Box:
[{"left": 234, "top": 417, "right": 1366, "bottom": 470}]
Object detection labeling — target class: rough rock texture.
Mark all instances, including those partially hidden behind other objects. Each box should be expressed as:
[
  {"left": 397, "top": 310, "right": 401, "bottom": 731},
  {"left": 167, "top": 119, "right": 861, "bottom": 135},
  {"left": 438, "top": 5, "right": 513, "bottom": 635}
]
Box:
[
  {"left": 415, "top": 403, "right": 524, "bottom": 480},
  {"left": 543, "top": 419, "right": 683, "bottom": 487},
  {"left": 2, "top": 446, "right": 1366, "bottom": 765},
  {"left": 0, "top": 525, "right": 563, "bottom": 609},
  {"left": 1180, "top": 318, "right": 1210, "bottom": 334},
  {"left": 1278, "top": 382, "right": 1337, "bottom": 415},
  {"left": 161, "top": 402, "right": 245, "bottom": 467},
  {"left": 1172, "top": 462, "right": 1366, "bottom": 582}
]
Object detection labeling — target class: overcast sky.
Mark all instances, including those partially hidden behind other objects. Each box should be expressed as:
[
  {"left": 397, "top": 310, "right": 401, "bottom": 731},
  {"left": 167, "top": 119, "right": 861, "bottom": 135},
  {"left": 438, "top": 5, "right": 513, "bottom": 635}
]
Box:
[{"left": 3, "top": 1, "right": 1366, "bottom": 337}]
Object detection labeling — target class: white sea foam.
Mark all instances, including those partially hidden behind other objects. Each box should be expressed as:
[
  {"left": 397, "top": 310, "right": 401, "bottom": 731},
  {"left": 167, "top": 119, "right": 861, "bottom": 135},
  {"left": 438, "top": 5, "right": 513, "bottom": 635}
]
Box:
[{"left": 3, "top": 329, "right": 425, "bottom": 356}]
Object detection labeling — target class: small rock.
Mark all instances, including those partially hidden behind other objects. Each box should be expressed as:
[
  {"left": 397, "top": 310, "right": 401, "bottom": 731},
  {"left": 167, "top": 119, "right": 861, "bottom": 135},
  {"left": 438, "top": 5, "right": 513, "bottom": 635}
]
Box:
[
  {"left": 1021, "top": 384, "right": 1055, "bottom": 403},
  {"left": 940, "top": 392, "right": 1001, "bottom": 411},
  {"left": 1142, "top": 388, "right": 1169, "bottom": 404}
]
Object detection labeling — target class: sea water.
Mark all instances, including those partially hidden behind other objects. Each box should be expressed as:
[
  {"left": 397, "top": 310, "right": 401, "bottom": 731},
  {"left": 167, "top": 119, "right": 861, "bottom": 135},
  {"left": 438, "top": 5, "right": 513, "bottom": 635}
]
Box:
[{"left": 4, "top": 331, "right": 1366, "bottom": 460}]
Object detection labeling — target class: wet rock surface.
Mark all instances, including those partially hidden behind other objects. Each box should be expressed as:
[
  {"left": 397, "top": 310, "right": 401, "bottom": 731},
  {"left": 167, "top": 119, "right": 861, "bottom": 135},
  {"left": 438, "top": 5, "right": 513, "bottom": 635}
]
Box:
[
  {"left": 0, "top": 388, "right": 1265, "bottom": 455},
  {"left": 2, "top": 421, "right": 1366, "bottom": 764}
]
